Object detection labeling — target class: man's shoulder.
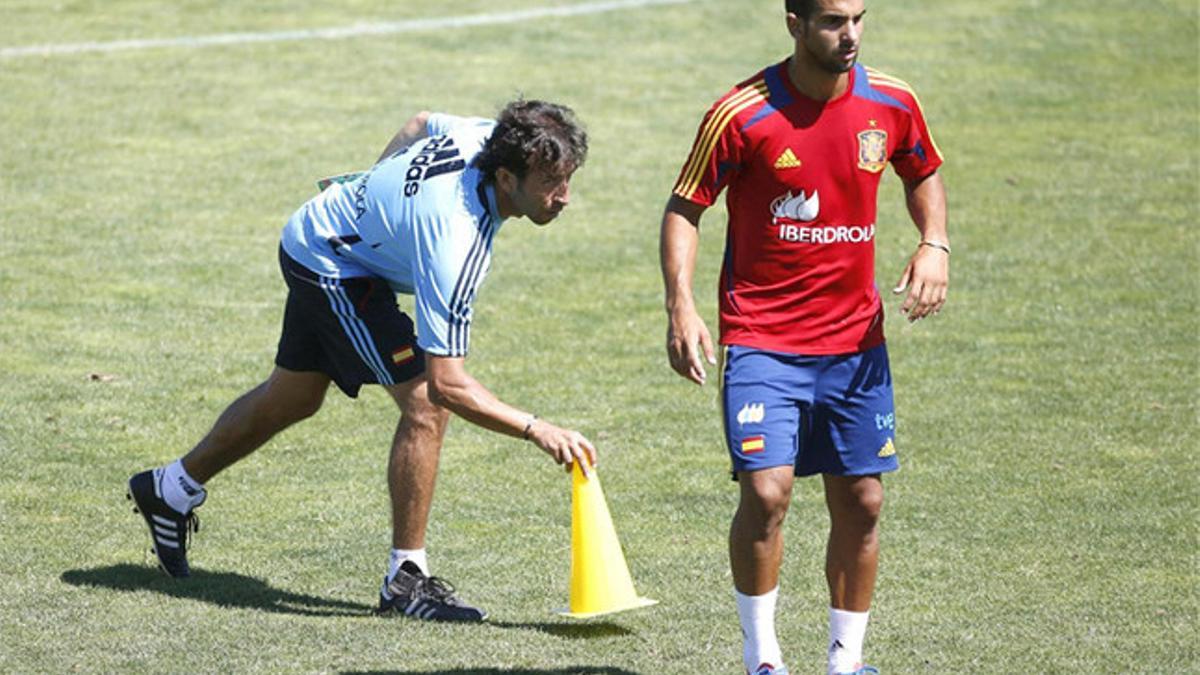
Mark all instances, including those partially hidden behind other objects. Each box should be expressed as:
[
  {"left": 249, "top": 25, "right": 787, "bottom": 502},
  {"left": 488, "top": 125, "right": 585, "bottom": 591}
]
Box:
[
  {"left": 375, "top": 135, "right": 486, "bottom": 220},
  {"left": 411, "top": 169, "right": 493, "bottom": 235},
  {"left": 692, "top": 62, "right": 783, "bottom": 142},
  {"left": 851, "top": 64, "right": 926, "bottom": 114},
  {"left": 861, "top": 65, "right": 920, "bottom": 93},
  {"left": 428, "top": 113, "right": 496, "bottom": 139}
]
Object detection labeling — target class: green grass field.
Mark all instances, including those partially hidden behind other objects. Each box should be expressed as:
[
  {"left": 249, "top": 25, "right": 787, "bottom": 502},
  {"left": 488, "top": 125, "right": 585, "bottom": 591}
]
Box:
[{"left": 1, "top": 0, "right": 1196, "bottom": 672}]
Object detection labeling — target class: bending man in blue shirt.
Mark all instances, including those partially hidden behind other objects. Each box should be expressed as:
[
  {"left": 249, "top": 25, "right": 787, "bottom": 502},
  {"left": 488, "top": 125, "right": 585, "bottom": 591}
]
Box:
[{"left": 128, "top": 100, "right": 594, "bottom": 622}]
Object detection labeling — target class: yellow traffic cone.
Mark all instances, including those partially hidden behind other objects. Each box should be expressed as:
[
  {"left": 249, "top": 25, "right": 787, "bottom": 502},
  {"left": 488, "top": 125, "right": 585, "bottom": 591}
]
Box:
[{"left": 558, "top": 462, "right": 657, "bottom": 619}]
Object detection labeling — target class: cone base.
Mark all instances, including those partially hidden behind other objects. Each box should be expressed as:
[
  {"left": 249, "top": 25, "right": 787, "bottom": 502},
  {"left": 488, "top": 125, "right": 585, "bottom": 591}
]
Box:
[{"left": 556, "top": 596, "right": 658, "bottom": 620}]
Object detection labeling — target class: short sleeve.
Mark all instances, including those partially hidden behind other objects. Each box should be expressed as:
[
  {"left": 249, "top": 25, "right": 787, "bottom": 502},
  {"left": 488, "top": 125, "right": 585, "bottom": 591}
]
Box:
[
  {"left": 412, "top": 213, "right": 494, "bottom": 357},
  {"left": 671, "top": 93, "right": 748, "bottom": 207},
  {"left": 889, "top": 97, "right": 943, "bottom": 181}
]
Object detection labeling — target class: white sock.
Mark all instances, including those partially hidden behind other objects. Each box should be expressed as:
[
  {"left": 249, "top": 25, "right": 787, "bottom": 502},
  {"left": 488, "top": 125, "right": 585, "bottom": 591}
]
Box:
[
  {"left": 159, "top": 460, "right": 206, "bottom": 514},
  {"left": 388, "top": 548, "right": 428, "bottom": 581},
  {"left": 828, "top": 607, "right": 870, "bottom": 674},
  {"left": 735, "top": 587, "right": 783, "bottom": 671}
]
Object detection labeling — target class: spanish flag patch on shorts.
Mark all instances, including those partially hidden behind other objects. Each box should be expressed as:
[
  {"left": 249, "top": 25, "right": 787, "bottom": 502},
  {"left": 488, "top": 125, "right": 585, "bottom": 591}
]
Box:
[
  {"left": 392, "top": 346, "right": 415, "bottom": 366},
  {"left": 741, "top": 436, "right": 765, "bottom": 454}
]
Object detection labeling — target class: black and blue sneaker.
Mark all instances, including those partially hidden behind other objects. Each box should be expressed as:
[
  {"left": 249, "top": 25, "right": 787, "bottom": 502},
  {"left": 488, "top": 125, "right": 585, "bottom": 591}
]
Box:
[
  {"left": 127, "top": 469, "right": 202, "bottom": 578},
  {"left": 377, "top": 561, "right": 487, "bottom": 622}
]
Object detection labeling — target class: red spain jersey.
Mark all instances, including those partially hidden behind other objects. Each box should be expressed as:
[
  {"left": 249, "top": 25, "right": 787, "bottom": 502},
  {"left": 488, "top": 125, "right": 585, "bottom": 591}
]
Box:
[{"left": 673, "top": 60, "right": 943, "bottom": 355}]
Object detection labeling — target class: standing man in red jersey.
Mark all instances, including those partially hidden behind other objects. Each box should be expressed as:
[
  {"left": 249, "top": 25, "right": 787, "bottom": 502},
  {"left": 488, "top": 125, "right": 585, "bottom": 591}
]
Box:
[{"left": 659, "top": 1, "right": 949, "bottom": 673}]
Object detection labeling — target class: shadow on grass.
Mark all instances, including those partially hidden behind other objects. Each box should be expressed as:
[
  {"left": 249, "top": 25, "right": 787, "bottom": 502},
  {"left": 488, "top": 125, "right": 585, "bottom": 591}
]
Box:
[
  {"left": 342, "top": 669, "right": 640, "bottom": 675},
  {"left": 60, "top": 565, "right": 643, "bottom": 639},
  {"left": 343, "top": 662, "right": 643, "bottom": 667},
  {"left": 487, "top": 620, "right": 635, "bottom": 640},
  {"left": 61, "top": 563, "right": 372, "bottom": 617}
]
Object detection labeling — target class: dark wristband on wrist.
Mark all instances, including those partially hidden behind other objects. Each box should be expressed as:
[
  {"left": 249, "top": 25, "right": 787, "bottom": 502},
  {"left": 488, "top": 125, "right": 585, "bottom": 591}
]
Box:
[{"left": 522, "top": 415, "right": 538, "bottom": 441}]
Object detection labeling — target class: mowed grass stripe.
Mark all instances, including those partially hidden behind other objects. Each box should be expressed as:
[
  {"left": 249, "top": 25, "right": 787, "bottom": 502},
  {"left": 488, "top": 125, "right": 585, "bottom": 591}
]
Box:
[{"left": 0, "top": 0, "right": 693, "bottom": 59}]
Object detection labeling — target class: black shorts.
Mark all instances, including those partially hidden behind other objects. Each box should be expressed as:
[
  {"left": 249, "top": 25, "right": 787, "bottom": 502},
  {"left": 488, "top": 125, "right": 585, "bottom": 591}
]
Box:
[{"left": 275, "top": 247, "right": 425, "bottom": 397}]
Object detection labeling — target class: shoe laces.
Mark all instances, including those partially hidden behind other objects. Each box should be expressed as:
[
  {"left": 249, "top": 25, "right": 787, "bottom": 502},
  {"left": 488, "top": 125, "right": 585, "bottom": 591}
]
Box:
[
  {"left": 416, "top": 574, "right": 463, "bottom": 606},
  {"left": 182, "top": 511, "right": 200, "bottom": 549}
]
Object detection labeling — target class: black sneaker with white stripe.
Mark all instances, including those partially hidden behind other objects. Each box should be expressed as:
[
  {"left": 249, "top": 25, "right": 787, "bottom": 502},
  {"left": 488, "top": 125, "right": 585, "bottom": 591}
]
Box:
[
  {"left": 377, "top": 561, "right": 487, "bottom": 622},
  {"left": 127, "top": 469, "right": 201, "bottom": 578}
]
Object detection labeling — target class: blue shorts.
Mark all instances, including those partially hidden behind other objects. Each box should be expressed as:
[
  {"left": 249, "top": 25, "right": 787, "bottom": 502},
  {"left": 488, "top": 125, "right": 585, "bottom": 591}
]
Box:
[{"left": 720, "top": 344, "right": 899, "bottom": 477}]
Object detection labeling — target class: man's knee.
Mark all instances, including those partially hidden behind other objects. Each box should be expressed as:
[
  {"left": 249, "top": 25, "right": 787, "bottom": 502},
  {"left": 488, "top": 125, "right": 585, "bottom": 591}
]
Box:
[
  {"left": 406, "top": 399, "right": 450, "bottom": 436},
  {"left": 827, "top": 476, "right": 884, "bottom": 529},
  {"left": 259, "top": 371, "right": 329, "bottom": 426},
  {"left": 287, "top": 394, "right": 325, "bottom": 423},
  {"left": 390, "top": 378, "right": 450, "bottom": 434},
  {"left": 737, "top": 471, "right": 794, "bottom": 537}
]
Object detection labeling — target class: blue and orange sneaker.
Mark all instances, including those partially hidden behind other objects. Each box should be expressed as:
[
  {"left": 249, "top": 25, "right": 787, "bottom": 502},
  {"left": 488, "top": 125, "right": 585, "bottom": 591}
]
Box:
[{"left": 834, "top": 666, "right": 879, "bottom": 675}]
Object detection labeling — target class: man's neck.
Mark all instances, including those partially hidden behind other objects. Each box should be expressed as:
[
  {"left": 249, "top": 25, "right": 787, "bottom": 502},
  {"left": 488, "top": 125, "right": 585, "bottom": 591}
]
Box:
[
  {"left": 488, "top": 180, "right": 517, "bottom": 220},
  {"left": 787, "top": 55, "right": 851, "bottom": 102}
]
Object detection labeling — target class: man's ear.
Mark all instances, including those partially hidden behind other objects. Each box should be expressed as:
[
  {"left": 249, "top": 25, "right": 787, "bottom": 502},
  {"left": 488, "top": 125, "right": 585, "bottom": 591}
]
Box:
[
  {"left": 786, "top": 12, "right": 804, "bottom": 39},
  {"left": 495, "top": 166, "right": 518, "bottom": 194}
]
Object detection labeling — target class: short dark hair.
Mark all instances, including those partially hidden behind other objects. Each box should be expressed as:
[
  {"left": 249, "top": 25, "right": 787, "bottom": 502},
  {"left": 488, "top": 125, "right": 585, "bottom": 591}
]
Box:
[
  {"left": 473, "top": 99, "right": 588, "bottom": 182},
  {"left": 785, "top": 0, "right": 818, "bottom": 21}
]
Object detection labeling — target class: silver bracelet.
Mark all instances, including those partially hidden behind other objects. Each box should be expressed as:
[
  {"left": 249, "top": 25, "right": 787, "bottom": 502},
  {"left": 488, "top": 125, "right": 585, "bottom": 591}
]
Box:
[{"left": 919, "top": 240, "right": 951, "bottom": 255}]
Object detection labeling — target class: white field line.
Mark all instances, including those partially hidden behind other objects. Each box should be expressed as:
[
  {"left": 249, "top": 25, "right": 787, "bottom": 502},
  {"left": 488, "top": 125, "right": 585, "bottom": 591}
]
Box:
[{"left": 0, "top": 0, "right": 692, "bottom": 59}]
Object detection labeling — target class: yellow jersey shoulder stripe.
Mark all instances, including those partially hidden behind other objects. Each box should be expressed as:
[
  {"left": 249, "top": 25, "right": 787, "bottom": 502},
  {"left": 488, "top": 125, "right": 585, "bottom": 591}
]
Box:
[
  {"left": 864, "top": 66, "right": 907, "bottom": 84},
  {"left": 867, "top": 79, "right": 916, "bottom": 98},
  {"left": 675, "top": 80, "right": 768, "bottom": 198},
  {"left": 674, "top": 80, "right": 768, "bottom": 199},
  {"left": 866, "top": 69, "right": 916, "bottom": 97}
]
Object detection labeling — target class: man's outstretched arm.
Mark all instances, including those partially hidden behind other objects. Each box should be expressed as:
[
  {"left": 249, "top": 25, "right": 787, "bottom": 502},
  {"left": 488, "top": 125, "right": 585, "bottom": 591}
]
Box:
[{"left": 424, "top": 355, "right": 597, "bottom": 474}]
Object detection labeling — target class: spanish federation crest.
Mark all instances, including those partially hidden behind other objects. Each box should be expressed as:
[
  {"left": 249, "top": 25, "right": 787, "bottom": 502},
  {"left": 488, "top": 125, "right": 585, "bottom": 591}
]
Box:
[{"left": 856, "top": 129, "right": 888, "bottom": 173}]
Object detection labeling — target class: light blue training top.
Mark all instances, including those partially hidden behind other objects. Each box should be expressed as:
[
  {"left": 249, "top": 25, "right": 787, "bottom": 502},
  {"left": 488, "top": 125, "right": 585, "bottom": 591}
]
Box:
[{"left": 280, "top": 113, "right": 504, "bottom": 357}]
